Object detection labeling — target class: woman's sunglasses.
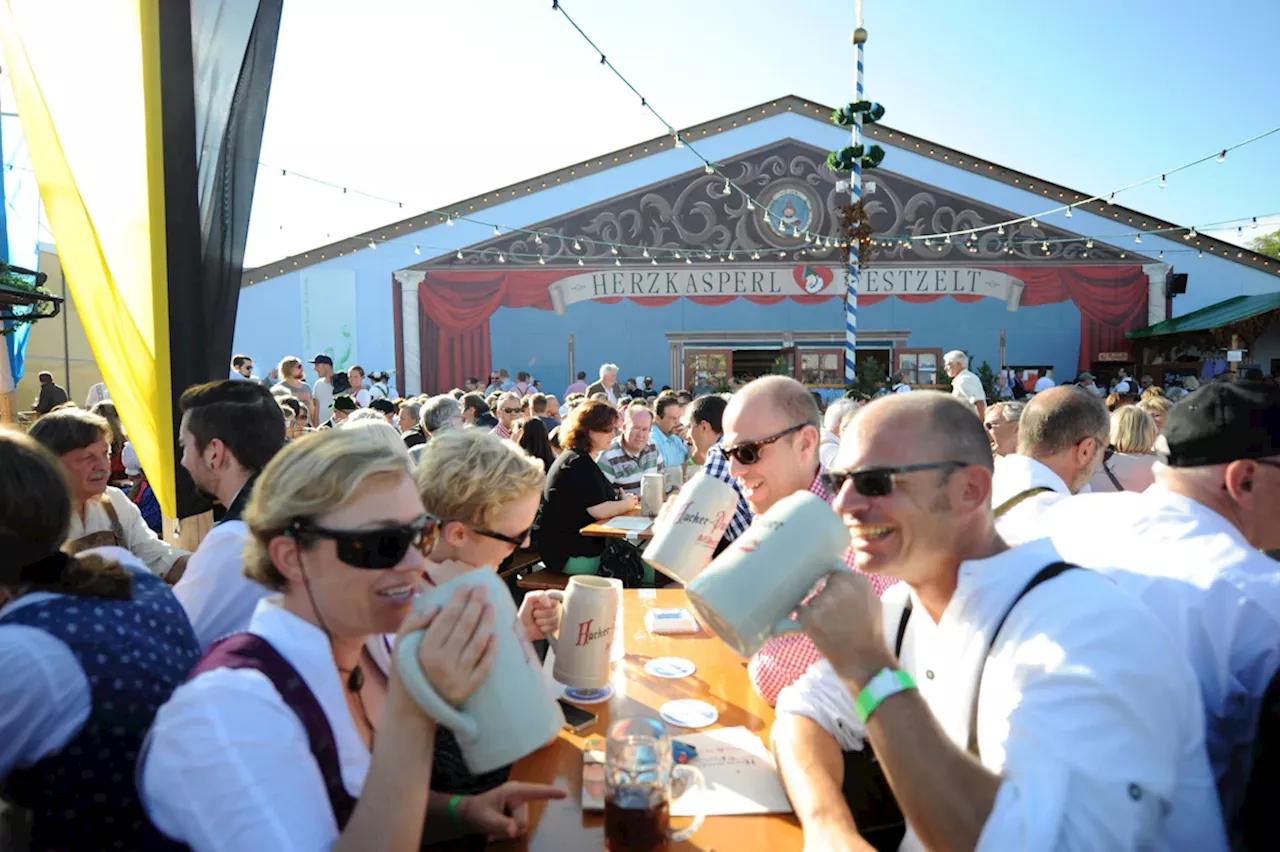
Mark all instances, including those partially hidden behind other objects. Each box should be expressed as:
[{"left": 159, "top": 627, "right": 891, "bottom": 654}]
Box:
[
  {"left": 721, "top": 423, "right": 808, "bottom": 465},
  {"left": 289, "top": 513, "right": 439, "bottom": 570},
  {"left": 469, "top": 523, "right": 534, "bottom": 547},
  {"left": 819, "top": 461, "right": 967, "bottom": 498}
]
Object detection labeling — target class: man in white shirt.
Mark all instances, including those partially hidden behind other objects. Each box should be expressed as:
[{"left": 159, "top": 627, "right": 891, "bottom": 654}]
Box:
[
  {"left": 28, "top": 408, "right": 189, "bottom": 579},
  {"left": 172, "top": 380, "right": 287, "bottom": 648},
  {"left": 943, "top": 350, "right": 986, "bottom": 418},
  {"left": 1033, "top": 374, "right": 1055, "bottom": 394},
  {"left": 229, "top": 354, "right": 257, "bottom": 382},
  {"left": 1040, "top": 380, "right": 1280, "bottom": 825},
  {"left": 820, "top": 397, "right": 858, "bottom": 471},
  {"left": 309, "top": 354, "right": 336, "bottom": 424},
  {"left": 990, "top": 386, "right": 1108, "bottom": 544},
  {"left": 771, "top": 392, "right": 1225, "bottom": 851}
]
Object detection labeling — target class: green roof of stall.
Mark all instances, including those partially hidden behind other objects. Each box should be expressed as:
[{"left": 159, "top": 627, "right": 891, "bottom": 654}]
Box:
[{"left": 1127, "top": 292, "right": 1280, "bottom": 339}]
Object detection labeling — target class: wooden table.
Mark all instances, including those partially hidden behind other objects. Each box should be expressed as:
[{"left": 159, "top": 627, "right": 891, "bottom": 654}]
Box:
[
  {"left": 499, "top": 590, "right": 803, "bottom": 851},
  {"left": 579, "top": 509, "right": 655, "bottom": 541}
]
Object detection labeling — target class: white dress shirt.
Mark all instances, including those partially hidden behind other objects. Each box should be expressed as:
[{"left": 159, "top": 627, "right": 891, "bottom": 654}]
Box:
[
  {"left": 0, "top": 547, "right": 145, "bottom": 779},
  {"left": 950, "top": 369, "right": 986, "bottom": 408},
  {"left": 1041, "top": 484, "right": 1280, "bottom": 818},
  {"left": 775, "top": 538, "right": 1226, "bottom": 851},
  {"left": 171, "top": 518, "right": 272, "bottom": 650},
  {"left": 142, "top": 598, "right": 390, "bottom": 852},
  {"left": 69, "top": 487, "right": 187, "bottom": 577},
  {"left": 990, "top": 455, "right": 1071, "bottom": 545},
  {"left": 819, "top": 429, "right": 841, "bottom": 471}
]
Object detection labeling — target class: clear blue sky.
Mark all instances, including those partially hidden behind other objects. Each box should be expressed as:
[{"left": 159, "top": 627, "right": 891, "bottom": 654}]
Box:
[{"left": 58, "top": 0, "right": 1280, "bottom": 267}]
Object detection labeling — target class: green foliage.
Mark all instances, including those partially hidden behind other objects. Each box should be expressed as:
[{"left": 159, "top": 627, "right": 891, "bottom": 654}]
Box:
[
  {"left": 1249, "top": 228, "right": 1280, "bottom": 260},
  {"left": 827, "top": 144, "right": 886, "bottom": 173},
  {"left": 976, "top": 360, "right": 996, "bottom": 399},
  {"left": 844, "top": 356, "right": 889, "bottom": 401},
  {"left": 832, "top": 101, "right": 886, "bottom": 127}
]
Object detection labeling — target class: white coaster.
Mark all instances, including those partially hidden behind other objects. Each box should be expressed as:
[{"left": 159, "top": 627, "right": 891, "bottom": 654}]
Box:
[
  {"left": 644, "top": 657, "right": 696, "bottom": 679},
  {"left": 563, "top": 684, "right": 615, "bottom": 704},
  {"left": 639, "top": 588, "right": 657, "bottom": 599},
  {"left": 659, "top": 699, "right": 719, "bottom": 729}
]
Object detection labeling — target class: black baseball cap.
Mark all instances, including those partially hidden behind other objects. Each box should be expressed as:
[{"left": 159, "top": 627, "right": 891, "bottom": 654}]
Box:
[
  {"left": 333, "top": 395, "right": 358, "bottom": 412},
  {"left": 310, "top": 354, "right": 333, "bottom": 366},
  {"left": 1160, "top": 381, "right": 1280, "bottom": 467}
]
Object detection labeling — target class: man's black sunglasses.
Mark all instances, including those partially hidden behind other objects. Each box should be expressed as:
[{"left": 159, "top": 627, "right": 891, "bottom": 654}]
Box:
[
  {"left": 290, "top": 513, "right": 439, "bottom": 570},
  {"left": 820, "top": 461, "right": 968, "bottom": 498},
  {"left": 722, "top": 423, "right": 809, "bottom": 465}
]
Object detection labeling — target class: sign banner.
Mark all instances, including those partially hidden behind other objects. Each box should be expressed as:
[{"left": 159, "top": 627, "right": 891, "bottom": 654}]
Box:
[
  {"left": 547, "top": 265, "right": 1027, "bottom": 314},
  {"left": 300, "top": 269, "right": 359, "bottom": 374},
  {"left": 862, "top": 268, "right": 1026, "bottom": 311}
]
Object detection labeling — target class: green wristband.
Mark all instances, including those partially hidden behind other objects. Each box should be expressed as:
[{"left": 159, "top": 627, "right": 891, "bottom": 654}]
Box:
[
  {"left": 447, "top": 794, "right": 465, "bottom": 833},
  {"left": 854, "top": 668, "right": 917, "bottom": 724}
]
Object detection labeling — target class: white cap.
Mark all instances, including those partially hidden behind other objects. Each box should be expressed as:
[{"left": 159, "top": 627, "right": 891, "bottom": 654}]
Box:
[{"left": 122, "top": 441, "right": 142, "bottom": 476}]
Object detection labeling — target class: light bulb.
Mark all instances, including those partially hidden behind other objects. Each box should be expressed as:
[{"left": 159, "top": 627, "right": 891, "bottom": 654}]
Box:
[
  {"left": 804, "top": 233, "right": 813, "bottom": 244},
  {"left": 728, "top": 252, "right": 735, "bottom": 260},
  {"left": 447, "top": 216, "right": 455, "bottom": 227},
  {"left": 1159, "top": 174, "right": 1167, "bottom": 188},
  {"left": 615, "top": 259, "right": 621, "bottom": 266},
  {"left": 642, "top": 248, "right": 650, "bottom": 258},
  {"left": 778, "top": 251, "right": 786, "bottom": 259},
  {"left": 1198, "top": 250, "right": 1203, "bottom": 258},
  {"left": 944, "top": 235, "right": 952, "bottom": 244},
  {"left": 1042, "top": 241, "right": 1049, "bottom": 250},
  {"left": 686, "top": 257, "right": 692, "bottom": 265},
  {"left": 610, "top": 246, "right": 619, "bottom": 255},
  {"left": 752, "top": 252, "right": 761, "bottom": 260},
  {"left": 413, "top": 246, "right": 421, "bottom": 255},
  {"left": 1159, "top": 251, "right": 1164, "bottom": 258},
  {"left": 1086, "top": 239, "right": 1094, "bottom": 249},
  {"left": 674, "top": 252, "right": 682, "bottom": 259},
  {"left": 538, "top": 256, "right": 546, "bottom": 265},
  {"left": 1065, "top": 207, "right": 1073, "bottom": 218},
  {"left": 747, "top": 200, "right": 756, "bottom": 211},
  {"left": 1217, "top": 150, "right": 1226, "bottom": 163},
  {"left": 651, "top": 258, "right": 658, "bottom": 265},
  {"left": 924, "top": 239, "right": 932, "bottom": 247},
  {"left": 702, "top": 252, "right": 711, "bottom": 259},
  {"left": 722, "top": 180, "right": 732, "bottom": 197},
  {"left": 719, "top": 255, "right": 726, "bottom": 262},
  {"left": 535, "top": 234, "right": 543, "bottom": 245},
  {"left": 493, "top": 225, "right": 501, "bottom": 237},
  {"left": 704, "top": 164, "right": 714, "bottom": 175},
  {"left": 1190, "top": 227, "right": 1198, "bottom": 238},
  {"left": 573, "top": 240, "right": 583, "bottom": 251},
  {"left": 456, "top": 250, "right": 464, "bottom": 260},
  {"left": 1183, "top": 231, "right": 1192, "bottom": 240},
  {"left": 997, "top": 225, "right": 1005, "bottom": 236},
  {"left": 1120, "top": 252, "right": 1126, "bottom": 258},
  {"left": 673, "top": 134, "right": 684, "bottom": 148},
  {"left": 368, "top": 240, "right": 377, "bottom": 250},
  {"left": 1030, "top": 218, "right": 1038, "bottom": 228},
  {"left": 1107, "top": 193, "right": 1115, "bottom": 205},
  {"left": 1135, "top": 234, "right": 1142, "bottom": 244},
  {"left": 970, "top": 231, "right": 978, "bottom": 242},
  {"left": 577, "top": 258, "right": 584, "bottom": 266},
  {"left": 498, "top": 253, "right": 506, "bottom": 263}
]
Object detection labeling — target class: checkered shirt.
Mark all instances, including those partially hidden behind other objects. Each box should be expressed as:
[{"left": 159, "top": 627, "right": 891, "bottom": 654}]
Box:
[
  {"left": 701, "top": 438, "right": 754, "bottom": 543},
  {"left": 747, "top": 472, "right": 899, "bottom": 706}
]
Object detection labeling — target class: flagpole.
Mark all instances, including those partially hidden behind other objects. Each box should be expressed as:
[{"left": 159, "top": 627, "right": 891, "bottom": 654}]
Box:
[{"left": 844, "top": 0, "right": 866, "bottom": 384}]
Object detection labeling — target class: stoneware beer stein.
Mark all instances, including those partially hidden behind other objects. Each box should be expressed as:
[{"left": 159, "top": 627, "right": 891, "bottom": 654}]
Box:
[
  {"left": 546, "top": 575, "right": 622, "bottom": 688},
  {"left": 644, "top": 472, "right": 738, "bottom": 585},
  {"left": 685, "top": 490, "right": 851, "bottom": 658},
  {"left": 641, "top": 473, "right": 665, "bottom": 518},
  {"left": 396, "top": 569, "right": 564, "bottom": 773},
  {"left": 606, "top": 577, "right": 626, "bottom": 663}
]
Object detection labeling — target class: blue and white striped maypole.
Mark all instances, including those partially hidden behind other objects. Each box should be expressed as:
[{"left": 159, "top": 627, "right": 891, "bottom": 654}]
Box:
[{"left": 845, "top": 2, "right": 867, "bottom": 384}]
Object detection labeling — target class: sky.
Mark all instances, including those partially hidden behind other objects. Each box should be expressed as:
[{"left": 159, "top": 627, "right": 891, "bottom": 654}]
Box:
[{"left": 4, "top": 0, "right": 1280, "bottom": 269}]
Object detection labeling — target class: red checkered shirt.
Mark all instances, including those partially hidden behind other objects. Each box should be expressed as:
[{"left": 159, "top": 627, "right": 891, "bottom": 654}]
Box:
[
  {"left": 747, "top": 472, "right": 899, "bottom": 706},
  {"left": 491, "top": 423, "right": 513, "bottom": 441}
]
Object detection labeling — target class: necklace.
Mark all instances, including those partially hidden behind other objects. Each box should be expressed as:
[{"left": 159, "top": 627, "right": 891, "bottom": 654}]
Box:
[{"left": 337, "top": 664, "right": 364, "bottom": 692}]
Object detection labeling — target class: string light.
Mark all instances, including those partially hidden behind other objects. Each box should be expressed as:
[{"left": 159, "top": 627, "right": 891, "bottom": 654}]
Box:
[
  {"left": 1134, "top": 234, "right": 1142, "bottom": 244},
  {"left": 577, "top": 258, "right": 584, "bottom": 266},
  {"left": 651, "top": 257, "right": 658, "bottom": 265},
  {"left": 1107, "top": 193, "right": 1116, "bottom": 205},
  {"left": 534, "top": 234, "right": 543, "bottom": 245},
  {"left": 538, "top": 256, "right": 546, "bottom": 265},
  {"left": 1064, "top": 207, "right": 1073, "bottom": 218},
  {"left": 446, "top": 216, "right": 454, "bottom": 227},
  {"left": 1159, "top": 174, "right": 1167, "bottom": 188},
  {"left": 673, "top": 133, "right": 684, "bottom": 148},
  {"left": 704, "top": 164, "right": 715, "bottom": 175},
  {"left": 493, "top": 225, "right": 501, "bottom": 237},
  {"left": 1217, "top": 150, "right": 1226, "bottom": 163},
  {"left": 686, "top": 257, "right": 692, "bottom": 265},
  {"left": 1029, "top": 218, "right": 1038, "bottom": 228},
  {"left": 642, "top": 248, "right": 650, "bottom": 258},
  {"left": 573, "top": 239, "right": 583, "bottom": 251},
  {"left": 498, "top": 253, "right": 506, "bottom": 263},
  {"left": 722, "top": 180, "right": 732, "bottom": 197},
  {"left": 455, "top": 250, "right": 464, "bottom": 260},
  {"left": 367, "top": 240, "right": 377, "bottom": 250},
  {"left": 413, "top": 246, "right": 421, "bottom": 255},
  {"left": 615, "top": 258, "right": 621, "bottom": 266},
  {"left": 610, "top": 246, "right": 619, "bottom": 255}
]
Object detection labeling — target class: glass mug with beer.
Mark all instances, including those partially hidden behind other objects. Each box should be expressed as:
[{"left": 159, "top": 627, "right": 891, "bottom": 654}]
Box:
[{"left": 605, "top": 718, "right": 707, "bottom": 851}]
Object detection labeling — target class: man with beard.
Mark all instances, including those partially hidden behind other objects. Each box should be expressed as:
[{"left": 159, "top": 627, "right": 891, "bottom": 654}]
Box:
[
  {"left": 170, "top": 380, "right": 287, "bottom": 648},
  {"left": 28, "top": 408, "right": 189, "bottom": 579}
]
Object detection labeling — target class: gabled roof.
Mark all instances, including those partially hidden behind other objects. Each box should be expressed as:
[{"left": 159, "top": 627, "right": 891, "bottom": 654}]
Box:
[
  {"left": 1127, "top": 292, "right": 1280, "bottom": 339},
  {"left": 243, "top": 95, "right": 1280, "bottom": 286}
]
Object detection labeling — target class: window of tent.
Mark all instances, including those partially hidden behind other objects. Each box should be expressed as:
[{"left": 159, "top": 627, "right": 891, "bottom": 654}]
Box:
[
  {"left": 799, "top": 349, "right": 844, "bottom": 385},
  {"left": 895, "top": 348, "right": 942, "bottom": 386}
]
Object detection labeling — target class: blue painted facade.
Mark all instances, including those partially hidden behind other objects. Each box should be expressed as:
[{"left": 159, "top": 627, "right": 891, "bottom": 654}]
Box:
[{"left": 236, "top": 101, "right": 1280, "bottom": 392}]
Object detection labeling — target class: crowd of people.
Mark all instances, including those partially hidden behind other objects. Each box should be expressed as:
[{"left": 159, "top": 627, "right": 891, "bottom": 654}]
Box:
[{"left": 2, "top": 344, "right": 1278, "bottom": 851}]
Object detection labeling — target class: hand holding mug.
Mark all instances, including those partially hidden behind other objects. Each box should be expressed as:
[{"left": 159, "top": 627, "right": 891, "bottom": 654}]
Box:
[
  {"left": 395, "top": 584, "right": 497, "bottom": 708},
  {"left": 798, "top": 571, "right": 890, "bottom": 688},
  {"left": 518, "top": 590, "right": 562, "bottom": 641},
  {"left": 622, "top": 493, "right": 641, "bottom": 513}
]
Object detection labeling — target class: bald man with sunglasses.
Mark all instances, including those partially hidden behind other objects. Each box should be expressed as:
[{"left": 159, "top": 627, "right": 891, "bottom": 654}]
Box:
[
  {"left": 770, "top": 392, "right": 1224, "bottom": 851},
  {"left": 719, "top": 377, "right": 895, "bottom": 706}
]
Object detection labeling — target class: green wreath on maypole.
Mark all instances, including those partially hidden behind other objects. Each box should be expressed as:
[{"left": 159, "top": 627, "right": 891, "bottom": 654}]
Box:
[{"left": 826, "top": 101, "right": 887, "bottom": 172}]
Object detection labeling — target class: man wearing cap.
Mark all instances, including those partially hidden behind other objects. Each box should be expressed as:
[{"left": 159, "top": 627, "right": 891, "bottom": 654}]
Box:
[
  {"left": 1075, "top": 371, "right": 1104, "bottom": 396},
  {"left": 319, "top": 394, "right": 357, "bottom": 429},
  {"left": 309, "top": 354, "right": 335, "bottom": 426},
  {"left": 1041, "top": 381, "right": 1280, "bottom": 823}
]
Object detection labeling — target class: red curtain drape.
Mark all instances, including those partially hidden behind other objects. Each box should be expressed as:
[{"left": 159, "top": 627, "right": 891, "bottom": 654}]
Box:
[{"left": 415, "top": 265, "right": 1150, "bottom": 391}]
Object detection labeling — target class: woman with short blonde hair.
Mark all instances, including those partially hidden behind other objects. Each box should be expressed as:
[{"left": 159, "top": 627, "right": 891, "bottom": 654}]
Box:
[
  {"left": 1090, "top": 405, "right": 1159, "bottom": 493},
  {"left": 1110, "top": 405, "right": 1159, "bottom": 455},
  {"left": 413, "top": 429, "right": 562, "bottom": 794},
  {"left": 143, "top": 428, "right": 559, "bottom": 849},
  {"left": 1137, "top": 394, "right": 1174, "bottom": 432}
]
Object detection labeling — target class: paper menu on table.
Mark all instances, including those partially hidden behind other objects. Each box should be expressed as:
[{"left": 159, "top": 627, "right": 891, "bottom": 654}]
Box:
[
  {"left": 671, "top": 726, "right": 793, "bottom": 816},
  {"left": 600, "top": 515, "right": 653, "bottom": 532}
]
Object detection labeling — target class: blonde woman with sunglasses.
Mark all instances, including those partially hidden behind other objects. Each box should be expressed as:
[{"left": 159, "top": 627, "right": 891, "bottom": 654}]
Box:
[{"left": 141, "top": 429, "right": 563, "bottom": 850}]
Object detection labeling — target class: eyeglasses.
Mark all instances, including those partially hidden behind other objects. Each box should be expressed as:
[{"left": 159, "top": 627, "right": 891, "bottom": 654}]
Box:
[
  {"left": 290, "top": 513, "right": 439, "bottom": 570},
  {"left": 470, "top": 523, "right": 534, "bottom": 547},
  {"left": 820, "top": 461, "right": 968, "bottom": 498},
  {"left": 721, "top": 423, "right": 808, "bottom": 465}
]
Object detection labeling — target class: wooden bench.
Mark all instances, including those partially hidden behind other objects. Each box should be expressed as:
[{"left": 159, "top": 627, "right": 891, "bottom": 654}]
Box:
[
  {"left": 498, "top": 549, "right": 543, "bottom": 581},
  {"left": 516, "top": 565, "right": 571, "bottom": 592}
]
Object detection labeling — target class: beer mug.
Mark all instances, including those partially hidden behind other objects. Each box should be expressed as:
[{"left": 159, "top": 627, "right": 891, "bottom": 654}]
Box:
[
  {"left": 545, "top": 576, "right": 620, "bottom": 688},
  {"left": 605, "top": 717, "right": 706, "bottom": 852},
  {"left": 640, "top": 473, "right": 664, "bottom": 518}
]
